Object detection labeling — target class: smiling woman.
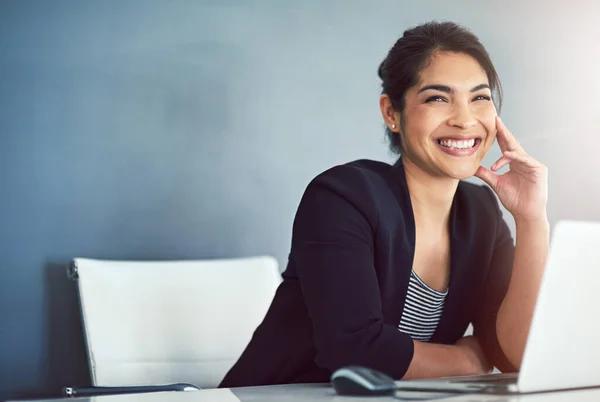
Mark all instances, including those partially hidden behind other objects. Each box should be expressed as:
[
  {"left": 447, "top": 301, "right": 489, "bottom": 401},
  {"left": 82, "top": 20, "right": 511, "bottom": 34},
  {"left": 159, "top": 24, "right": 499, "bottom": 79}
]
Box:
[
  {"left": 219, "top": 21, "right": 549, "bottom": 388},
  {"left": 379, "top": 29, "right": 501, "bottom": 181}
]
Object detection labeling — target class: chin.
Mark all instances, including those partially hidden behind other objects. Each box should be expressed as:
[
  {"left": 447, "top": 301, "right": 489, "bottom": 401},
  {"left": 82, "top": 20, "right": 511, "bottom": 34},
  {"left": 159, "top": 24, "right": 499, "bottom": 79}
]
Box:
[{"left": 443, "top": 164, "right": 480, "bottom": 180}]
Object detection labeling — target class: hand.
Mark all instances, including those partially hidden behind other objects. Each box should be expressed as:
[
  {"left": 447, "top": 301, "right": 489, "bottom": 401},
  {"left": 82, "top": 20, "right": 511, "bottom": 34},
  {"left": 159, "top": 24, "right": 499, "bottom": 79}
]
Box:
[
  {"left": 455, "top": 336, "right": 492, "bottom": 375},
  {"left": 475, "top": 116, "right": 548, "bottom": 222}
]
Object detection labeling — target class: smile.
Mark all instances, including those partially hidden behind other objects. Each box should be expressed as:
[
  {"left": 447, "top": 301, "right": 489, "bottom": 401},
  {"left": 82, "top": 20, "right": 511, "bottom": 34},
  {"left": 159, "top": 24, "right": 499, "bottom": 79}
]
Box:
[{"left": 435, "top": 137, "right": 482, "bottom": 157}]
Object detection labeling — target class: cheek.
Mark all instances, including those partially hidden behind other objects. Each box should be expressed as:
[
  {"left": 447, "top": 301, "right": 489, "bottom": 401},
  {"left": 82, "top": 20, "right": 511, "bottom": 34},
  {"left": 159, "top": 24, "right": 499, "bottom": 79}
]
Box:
[
  {"left": 474, "top": 106, "right": 497, "bottom": 152},
  {"left": 476, "top": 105, "right": 497, "bottom": 135},
  {"left": 405, "top": 107, "right": 445, "bottom": 140},
  {"left": 478, "top": 107, "right": 496, "bottom": 145}
]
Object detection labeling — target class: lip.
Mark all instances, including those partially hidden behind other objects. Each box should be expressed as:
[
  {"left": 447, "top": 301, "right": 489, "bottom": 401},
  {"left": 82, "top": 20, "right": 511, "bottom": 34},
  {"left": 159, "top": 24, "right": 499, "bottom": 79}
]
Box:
[
  {"left": 435, "top": 137, "right": 482, "bottom": 157},
  {"left": 435, "top": 135, "right": 483, "bottom": 141}
]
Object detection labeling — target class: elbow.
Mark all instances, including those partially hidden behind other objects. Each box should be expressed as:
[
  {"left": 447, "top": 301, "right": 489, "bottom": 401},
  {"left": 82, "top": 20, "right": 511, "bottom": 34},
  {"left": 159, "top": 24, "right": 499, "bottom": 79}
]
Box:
[
  {"left": 313, "top": 326, "right": 414, "bottom": 378},
  {"left": 313, "top": 323, "right": 386, "bottom": 371},
  {"left": 314, "top": 336, "right": 375, "bottom": 371},
  {"left": 496, "top": 315, "right": 525, "bottom": 371},
  {"left": 497, "top": 334, "right": 523, "bottom": 371}
]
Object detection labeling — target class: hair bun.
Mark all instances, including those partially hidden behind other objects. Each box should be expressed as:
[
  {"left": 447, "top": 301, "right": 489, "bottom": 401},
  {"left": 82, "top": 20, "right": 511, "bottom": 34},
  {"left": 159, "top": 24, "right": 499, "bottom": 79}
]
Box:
[{"left": 377, "top": 59, "right": 387, "bottom": 80}]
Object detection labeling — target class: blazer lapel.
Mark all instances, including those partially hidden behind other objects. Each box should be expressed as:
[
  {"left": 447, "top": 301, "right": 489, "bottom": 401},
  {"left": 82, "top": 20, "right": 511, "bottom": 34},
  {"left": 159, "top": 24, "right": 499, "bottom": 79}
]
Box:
[
  {"left": 385, "top": 157, "right": 416, "bottom": 327},
  {"left": 430, "top": 182, "right": 474, "bottom": 344}
]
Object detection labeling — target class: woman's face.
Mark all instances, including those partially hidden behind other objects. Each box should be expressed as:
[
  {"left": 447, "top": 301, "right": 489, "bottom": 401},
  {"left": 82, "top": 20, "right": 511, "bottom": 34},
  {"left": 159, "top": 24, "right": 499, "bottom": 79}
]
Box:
[{"left": 395, "top": 51, "right": 497, "bottom": 180}]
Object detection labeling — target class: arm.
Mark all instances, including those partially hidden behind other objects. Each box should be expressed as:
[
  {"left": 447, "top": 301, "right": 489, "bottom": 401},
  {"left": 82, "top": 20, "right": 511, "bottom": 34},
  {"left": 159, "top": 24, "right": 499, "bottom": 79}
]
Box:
[
  {"left": 474, "top": 116, "right": 549, "bottom": 370},
  {"left": 472, "top": 188, "right": 518, "bottom": 373},
  {"left": 293, "top": 168, "right": 484, "bottom": 379},
  {"left": 292, "top": 171, "right": 413, "bottom": 378},
  {"left": 404, "top": 338, "right": 492, "bottom": 379},
  {"left": 496, "top": 217, "right": 549, "bottom": 368}
]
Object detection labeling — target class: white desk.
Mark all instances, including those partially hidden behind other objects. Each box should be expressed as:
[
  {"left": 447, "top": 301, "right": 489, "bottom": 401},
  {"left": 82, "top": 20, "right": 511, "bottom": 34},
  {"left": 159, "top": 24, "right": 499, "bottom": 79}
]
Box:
[{"left": 10, "top": 383, "right": 600, "bottom": 402}]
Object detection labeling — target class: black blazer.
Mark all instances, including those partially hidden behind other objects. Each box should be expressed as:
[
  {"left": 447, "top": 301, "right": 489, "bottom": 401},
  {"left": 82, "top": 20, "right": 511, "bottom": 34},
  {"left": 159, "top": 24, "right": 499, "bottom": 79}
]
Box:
[{"left": 220, "top": 157, "right": 516, "bottom": 388}]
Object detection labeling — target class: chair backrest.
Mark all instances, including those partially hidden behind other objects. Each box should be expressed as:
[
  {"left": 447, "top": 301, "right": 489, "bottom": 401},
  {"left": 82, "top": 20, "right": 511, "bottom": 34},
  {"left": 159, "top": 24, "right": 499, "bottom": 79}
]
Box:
[{"left": 69, "top": 256, "right": 281, "bottom": 389}]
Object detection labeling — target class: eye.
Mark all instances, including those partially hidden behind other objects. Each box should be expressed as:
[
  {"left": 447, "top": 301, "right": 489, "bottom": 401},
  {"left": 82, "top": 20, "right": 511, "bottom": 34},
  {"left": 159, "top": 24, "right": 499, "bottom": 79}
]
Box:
[
  {"left": 473, "top": 95, "right": 492, "bottom": 101},
  {"left": 425, "top": 95, "right": 447, "bottom": 103}
]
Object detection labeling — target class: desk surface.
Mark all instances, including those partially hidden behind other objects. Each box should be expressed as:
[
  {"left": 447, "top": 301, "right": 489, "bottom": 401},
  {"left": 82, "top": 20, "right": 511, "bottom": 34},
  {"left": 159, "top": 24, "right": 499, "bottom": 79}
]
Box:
[{"left": 10, "top": 383, "right": 600, "bottom": 402}]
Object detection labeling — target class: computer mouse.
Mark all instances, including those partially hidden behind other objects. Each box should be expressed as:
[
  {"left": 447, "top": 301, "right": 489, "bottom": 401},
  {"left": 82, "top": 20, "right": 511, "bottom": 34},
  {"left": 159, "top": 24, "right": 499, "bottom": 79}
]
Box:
[{"left": 330, "top": 365, "right": 397, "bottom": 396}]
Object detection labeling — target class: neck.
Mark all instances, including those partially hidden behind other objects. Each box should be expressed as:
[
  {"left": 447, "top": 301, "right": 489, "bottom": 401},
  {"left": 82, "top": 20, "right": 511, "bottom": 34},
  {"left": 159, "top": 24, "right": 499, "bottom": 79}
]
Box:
[{"left": 402, "top": 157, "right": 459, "bottom": 227}]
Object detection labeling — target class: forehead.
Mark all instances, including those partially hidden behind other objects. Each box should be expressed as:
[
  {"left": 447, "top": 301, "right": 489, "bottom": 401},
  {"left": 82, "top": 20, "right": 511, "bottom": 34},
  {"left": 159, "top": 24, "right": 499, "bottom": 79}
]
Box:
[{"left": 416, "top": 51, "right": 489, "bottom": 89}]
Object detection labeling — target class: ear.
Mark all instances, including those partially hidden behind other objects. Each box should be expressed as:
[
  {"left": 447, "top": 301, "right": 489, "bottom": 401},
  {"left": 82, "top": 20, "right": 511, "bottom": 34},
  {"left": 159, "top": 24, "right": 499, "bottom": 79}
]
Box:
[{"left": 379, "top": 94, "right": 400, "bottom": 132}]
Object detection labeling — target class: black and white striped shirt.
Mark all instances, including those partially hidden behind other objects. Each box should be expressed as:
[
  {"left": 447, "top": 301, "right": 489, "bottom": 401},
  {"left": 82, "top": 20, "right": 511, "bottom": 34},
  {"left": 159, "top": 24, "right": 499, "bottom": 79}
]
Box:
[{"left": 398, "top": 270, "right": 448, "bottom": 342}]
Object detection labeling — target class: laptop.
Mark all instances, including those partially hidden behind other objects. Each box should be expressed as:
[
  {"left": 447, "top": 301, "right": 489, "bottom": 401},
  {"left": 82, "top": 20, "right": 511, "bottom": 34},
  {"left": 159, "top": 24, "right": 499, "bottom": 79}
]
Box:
[{"left": 394, "top": 219, "right": 600, "bottom": 395}]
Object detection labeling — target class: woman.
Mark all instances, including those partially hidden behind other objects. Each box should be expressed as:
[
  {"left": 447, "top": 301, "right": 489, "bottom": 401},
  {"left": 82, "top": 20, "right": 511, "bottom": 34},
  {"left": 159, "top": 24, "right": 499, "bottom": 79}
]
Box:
[{"left": 220, "top": 20, "right": 549, "bottom": 387}]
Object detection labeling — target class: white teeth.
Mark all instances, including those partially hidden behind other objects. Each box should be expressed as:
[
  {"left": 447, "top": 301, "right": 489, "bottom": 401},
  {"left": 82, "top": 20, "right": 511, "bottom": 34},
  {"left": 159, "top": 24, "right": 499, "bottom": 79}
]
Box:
[{"left": 439, "top": 139, "right": 476, "bottom": 149}]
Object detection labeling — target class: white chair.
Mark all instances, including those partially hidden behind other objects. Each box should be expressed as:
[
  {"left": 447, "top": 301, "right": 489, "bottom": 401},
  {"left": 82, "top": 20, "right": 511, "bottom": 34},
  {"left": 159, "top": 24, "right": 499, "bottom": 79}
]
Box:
[{"left": 66, "top": 255, "right": 281, "bottom": 395}]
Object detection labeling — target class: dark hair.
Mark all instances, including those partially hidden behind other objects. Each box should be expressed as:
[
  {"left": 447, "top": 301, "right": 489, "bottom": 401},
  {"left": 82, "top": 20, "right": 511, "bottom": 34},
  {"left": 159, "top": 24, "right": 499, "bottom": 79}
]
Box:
[{"left": 378, "top": 21, "right": 503, "bottom": 154}]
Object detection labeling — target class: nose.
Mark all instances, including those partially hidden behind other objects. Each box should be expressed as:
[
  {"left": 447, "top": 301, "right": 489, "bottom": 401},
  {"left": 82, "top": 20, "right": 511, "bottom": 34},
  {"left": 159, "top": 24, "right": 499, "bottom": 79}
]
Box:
[{"left": 446, "top": 102, "right": 477, "bottom": 130}]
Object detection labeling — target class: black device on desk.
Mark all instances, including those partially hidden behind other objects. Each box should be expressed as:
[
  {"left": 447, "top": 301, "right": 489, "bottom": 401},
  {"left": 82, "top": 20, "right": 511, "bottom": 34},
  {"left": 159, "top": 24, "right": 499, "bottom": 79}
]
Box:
[
  {"left": 331, "top": 366, "right": 491, "bottom": 397},
  {"left": 330, "top": 365, "right": 397, "bottom": 396}
]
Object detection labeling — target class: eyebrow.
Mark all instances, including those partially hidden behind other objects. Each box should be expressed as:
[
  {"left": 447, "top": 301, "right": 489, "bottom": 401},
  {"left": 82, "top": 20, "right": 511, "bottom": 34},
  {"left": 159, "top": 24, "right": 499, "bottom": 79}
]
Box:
[{"left": 417, "top": 83, "right": 491, "bottom": 94}]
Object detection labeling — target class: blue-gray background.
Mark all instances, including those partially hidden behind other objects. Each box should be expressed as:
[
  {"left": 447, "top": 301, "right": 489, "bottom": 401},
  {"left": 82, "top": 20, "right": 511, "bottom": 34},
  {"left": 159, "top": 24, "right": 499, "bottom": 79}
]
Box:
[{"left": 1, "top": 1, "right": 599, "bottom": 399}]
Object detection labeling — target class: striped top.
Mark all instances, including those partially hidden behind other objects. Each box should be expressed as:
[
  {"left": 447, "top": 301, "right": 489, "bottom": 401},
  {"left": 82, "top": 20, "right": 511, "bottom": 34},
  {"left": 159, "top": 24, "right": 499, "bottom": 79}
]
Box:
[{"left": 398, "top": 270, "right": 448, "bottom": 342}]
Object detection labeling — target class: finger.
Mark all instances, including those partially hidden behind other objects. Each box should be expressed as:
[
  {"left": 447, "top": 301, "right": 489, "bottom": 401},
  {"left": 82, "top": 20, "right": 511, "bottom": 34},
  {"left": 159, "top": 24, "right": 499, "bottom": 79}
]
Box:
[
  {"left": 494, "top": 116, "right": 514, "bottom": 152},
  {"left": 491, "top": 155, "right": 512, "bottom": 171},
  {"left": 474, "top": 166, "right": 499, "bottom": 189},
  {"left": 502, "top": 150, "right": 540, "bottom": 169},
  {"left": 491, "top": 149, "right": 531, "bottom": 171},
  {"left": 491, "top": 147, "right": 525, "bottom": 171},
  {"left": 496, "top": 116, "right": 523, "bottom": 153}
]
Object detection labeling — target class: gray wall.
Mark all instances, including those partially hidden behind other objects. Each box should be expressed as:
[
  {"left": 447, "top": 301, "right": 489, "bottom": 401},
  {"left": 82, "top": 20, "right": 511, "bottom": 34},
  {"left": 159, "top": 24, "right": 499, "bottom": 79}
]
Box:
[{"left": 1, "top": 0, "right": 599, "bottom": 399}]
